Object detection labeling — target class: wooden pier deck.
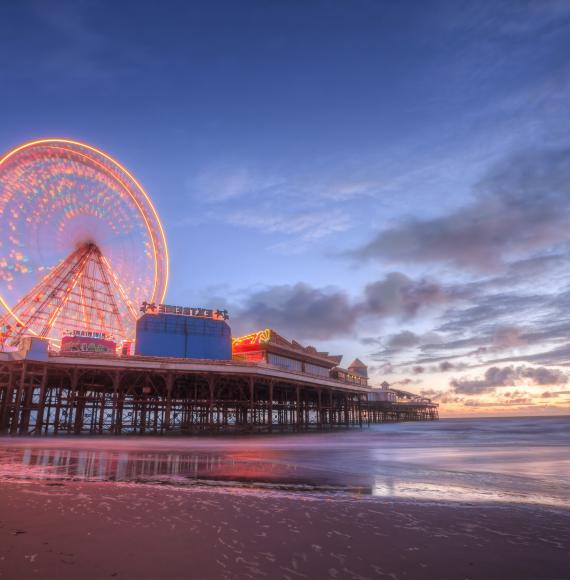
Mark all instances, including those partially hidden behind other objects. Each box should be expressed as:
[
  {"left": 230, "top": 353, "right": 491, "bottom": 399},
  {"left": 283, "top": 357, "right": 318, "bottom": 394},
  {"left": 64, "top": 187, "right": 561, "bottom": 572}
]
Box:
[{"left": 0, "top": 351, "right": 438, "bottom": 436}]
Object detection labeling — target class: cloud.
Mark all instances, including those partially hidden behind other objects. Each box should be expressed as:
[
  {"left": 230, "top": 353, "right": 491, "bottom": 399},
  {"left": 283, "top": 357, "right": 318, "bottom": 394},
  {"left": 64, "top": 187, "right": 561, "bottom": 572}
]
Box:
[
  {"left": 404, "top": 284, "right": 570, "bottom": 371},
  {"left": 185, "top": 162, "right": 357, "bottom": 243},
  {"left": 351, "top": 147, "right": 570, "bottom": 272},
  {"left": 492, "top": 326, "right": 527, "bottom": 349},
  {"left": 234, "top": 272, "right": 467, "bottom": 341},
  {"left": 484, "top": 343, "right": 570, "bottom": 367},
  {"left": 505, "top": 254, "right": 569, "bottom": 278},
  {"left": 227, "top": 208, "right": 352, "bottom": 242},
  {"left": 541, "top": 390, "right": 570, "bottom": 398},
  {"left": 360, "top": 336, "right": 382, "bottom": 346},
  {"left": 233, "top": 282, "right": 354, "bottom": 341},
  {"left": 184, "top": 157, "right": 394, "bottom": 243},
  {"left": 451, "top": 365, "right": 568, "bottom": 395},
  {"left": 368, "top": 362, "right": 394, "bottom": 375},
  {"left": 385, "top": 330, "right": 422, "bottom": 350},
  {"left": 369, "top": 330, "right": 445, "bottom": 360},
  {"left": 436, "top": 292, "right": 547, "bottom": 335},
  {"left": 463, "top": 398, "right": 533, "bottom": 408},
  {"left": 361, "top": 272, "right": 469, "bottom": 319},
  {"left": 420, "top": 388, "right": 463, "bottom": 404},
  {"left": 190, "top": 167, "right": 256, "bottom": 202},
  {"left": 518, "top": 366, "right": 569, "bottom": 385},
  {"left": 391, "top": 378, "right": 416, "bottom": 386},
  {"left": 186, "top": 163, "right": 285, "bottom": 204}
]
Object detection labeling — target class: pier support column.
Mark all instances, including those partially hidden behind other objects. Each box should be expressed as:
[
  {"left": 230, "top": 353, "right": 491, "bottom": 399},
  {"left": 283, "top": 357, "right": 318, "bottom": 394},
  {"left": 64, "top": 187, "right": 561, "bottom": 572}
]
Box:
[
  {"left": 19, "top": 367, "right": 38, "bottom": 435},
  {"left": 110, "top": 371, "right": 120, "bottom": 434},
  {"left": 164, "top": 373, "right": 173, "bottom": 432},
  {"left": 72, "top": 370, "right": 85, "bottom": 435},
  {"left": 0, "top": 369, "right": 15, "bottom": 433},
  {"left": 208, "top": 376, "right": 215, "bottom": 429},
  {"left": 65, "top": 369, "right": 79, "bottom": 433},
  {"left": 248, "top": 377, "right": 254, "bottom": 429},
  {"left": 116, "top": 378, "right": 125, "bottom": 435},
  {"left": 268, "top": 381, "right": 273, "bottom": 433},
  {"left": 34, "top": 366, "right": 49, "bottom": 435},
  {"left": 10, "top": 363, "right": 27, "bottom": 435}
]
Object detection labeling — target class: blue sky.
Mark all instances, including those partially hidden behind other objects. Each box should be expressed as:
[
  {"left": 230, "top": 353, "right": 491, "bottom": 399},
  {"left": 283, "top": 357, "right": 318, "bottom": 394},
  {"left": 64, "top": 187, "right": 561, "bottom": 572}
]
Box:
[{"left": 1, "top": 0, "right": 570, "bottom": 415}]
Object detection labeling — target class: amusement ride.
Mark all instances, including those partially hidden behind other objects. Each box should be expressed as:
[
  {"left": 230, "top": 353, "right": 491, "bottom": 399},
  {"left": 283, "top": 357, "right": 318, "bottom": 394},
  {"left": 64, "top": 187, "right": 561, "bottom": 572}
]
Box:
[{"left": 0, "top": 139, "right": 169, "bottom": 351}]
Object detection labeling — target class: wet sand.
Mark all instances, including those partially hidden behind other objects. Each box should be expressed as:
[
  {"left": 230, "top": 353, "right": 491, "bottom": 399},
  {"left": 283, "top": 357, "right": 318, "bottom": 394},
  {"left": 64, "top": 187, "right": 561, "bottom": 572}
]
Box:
[{"left": 1, "top": 480, "right": 568, "bottom": 580}]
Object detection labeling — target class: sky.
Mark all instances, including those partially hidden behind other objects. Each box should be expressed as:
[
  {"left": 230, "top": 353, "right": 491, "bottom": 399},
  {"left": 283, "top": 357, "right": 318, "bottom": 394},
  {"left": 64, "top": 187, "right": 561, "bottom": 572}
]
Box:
[{"left": 1, "top": 0, "right": 570, "bottom": 416}]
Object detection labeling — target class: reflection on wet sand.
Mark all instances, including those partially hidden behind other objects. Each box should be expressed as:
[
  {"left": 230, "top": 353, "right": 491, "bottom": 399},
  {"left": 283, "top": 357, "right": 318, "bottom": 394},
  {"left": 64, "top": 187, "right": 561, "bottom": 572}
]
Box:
[
  {"left": 0, "top": 446, "right": 372, "bottom": 492},
  {"left": 0, "top": 416, "right": 569, "bottom": 507}
]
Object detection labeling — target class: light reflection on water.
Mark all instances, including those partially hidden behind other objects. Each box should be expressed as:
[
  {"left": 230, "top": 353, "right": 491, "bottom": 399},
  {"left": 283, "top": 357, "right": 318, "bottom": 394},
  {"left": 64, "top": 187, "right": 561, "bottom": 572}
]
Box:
[{"left": 1, "top": 416, "right": 569, "bottom": 507}]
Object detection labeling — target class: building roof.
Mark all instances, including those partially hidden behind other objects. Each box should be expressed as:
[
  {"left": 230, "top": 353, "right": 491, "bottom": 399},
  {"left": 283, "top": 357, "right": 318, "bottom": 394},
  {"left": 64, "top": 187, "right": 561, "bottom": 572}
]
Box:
[
  {"left": 348, "top": 358, "right": 367, "bottom": 369},
  {"left": 347, "top": 358, "right": 368, "bottom": 378},
  {"left": 232, "top": 328, "right": 343, "bottom": 368}
]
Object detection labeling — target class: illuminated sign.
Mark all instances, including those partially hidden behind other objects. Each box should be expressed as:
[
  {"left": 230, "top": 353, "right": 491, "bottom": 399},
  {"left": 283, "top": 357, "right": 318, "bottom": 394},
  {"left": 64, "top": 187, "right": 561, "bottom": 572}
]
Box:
[
  {"left": 63, "top": 330, "right": 113, "bottom": 340},
  {"left": 140, "top": 302, "right": 229, "bottom": 320},
  {"left": 63, "top": 342, "right": 113, "bottom": 353},
  {"left": 232, "top": 329, "right": 271, "bottom": 349}
]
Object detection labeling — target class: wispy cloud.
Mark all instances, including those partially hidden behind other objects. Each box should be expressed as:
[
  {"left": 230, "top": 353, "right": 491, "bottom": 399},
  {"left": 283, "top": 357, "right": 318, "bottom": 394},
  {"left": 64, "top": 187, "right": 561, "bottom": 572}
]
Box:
[
  {"left": 227, "top": 208, "right": 352, "bottom": 241},
  {"left": 186, "top": 164, "right": 283, "bottom": 203},
  {"left": 351, "top": 147, "right": 570, "bottom": 272}
]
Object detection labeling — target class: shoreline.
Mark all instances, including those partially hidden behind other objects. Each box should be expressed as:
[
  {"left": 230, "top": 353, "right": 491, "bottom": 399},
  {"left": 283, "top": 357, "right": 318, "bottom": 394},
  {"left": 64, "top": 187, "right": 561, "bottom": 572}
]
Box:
[{"left": 1, "top": 479, "right": 568, "bottom": 580}]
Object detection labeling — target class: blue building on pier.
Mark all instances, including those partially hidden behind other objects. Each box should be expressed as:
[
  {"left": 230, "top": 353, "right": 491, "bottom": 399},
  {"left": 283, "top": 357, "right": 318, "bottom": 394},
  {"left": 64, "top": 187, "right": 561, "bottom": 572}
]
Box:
[{"left": 135, "top": 304, "right": 231, "bottom": 360}]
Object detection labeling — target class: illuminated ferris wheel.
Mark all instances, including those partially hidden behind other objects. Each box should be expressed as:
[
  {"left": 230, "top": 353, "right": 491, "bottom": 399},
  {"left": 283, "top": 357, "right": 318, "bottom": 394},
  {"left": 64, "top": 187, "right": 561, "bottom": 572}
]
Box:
[{"left": 0, "top": 139, "right": 169, "bottom": 349}]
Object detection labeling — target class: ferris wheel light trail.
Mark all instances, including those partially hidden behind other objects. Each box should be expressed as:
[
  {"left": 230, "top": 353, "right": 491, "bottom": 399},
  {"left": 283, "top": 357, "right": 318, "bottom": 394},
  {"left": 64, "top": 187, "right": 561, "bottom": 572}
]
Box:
[
  {"left": 42, "top": 246, "right": 94, "bottom": 337},
  {"left": 41, "top": 144, "right": 163, "bottom": 301},
  {"left": 0, "top": 243, "right": 129, "bottom": 346},
  {"left": 0, "top": 138, "right": 170, "bottom": 304},
  {"left": 101, "top": 255, "right": 139, "bottom": 322},
  {"left": 0, "top": 138, "right": 169, "bottom": 350},
  {"left": 1, "top": 246, "right": 88, "bottom": 340}
]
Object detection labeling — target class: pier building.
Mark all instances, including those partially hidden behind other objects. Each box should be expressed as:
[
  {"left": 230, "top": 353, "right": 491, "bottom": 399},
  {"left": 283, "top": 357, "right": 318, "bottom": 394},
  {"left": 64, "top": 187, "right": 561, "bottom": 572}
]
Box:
[{"left": 135, "top": 304, "right": 231, "bottom": 360}]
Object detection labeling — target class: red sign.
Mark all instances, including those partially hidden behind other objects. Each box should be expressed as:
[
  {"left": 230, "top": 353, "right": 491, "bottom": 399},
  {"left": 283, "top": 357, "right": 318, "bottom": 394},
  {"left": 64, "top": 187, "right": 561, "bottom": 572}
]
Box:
[
  {"left": 61, "top": 335, "right": 116, "bottom": 354},
  {"left": 232, "top": 329, "right": 271, "bottom": 352}
]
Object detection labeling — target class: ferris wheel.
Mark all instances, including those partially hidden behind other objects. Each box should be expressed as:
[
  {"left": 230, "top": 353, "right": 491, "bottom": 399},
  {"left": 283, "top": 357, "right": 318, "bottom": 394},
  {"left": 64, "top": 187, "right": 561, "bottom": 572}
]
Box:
[{"left": 0, "top": 138, "right": 169, "bottom": 349}]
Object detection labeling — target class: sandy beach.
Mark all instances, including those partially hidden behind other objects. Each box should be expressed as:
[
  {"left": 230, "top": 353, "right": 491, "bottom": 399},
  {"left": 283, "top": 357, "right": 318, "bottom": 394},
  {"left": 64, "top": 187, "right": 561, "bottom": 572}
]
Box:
[{"left": 1, "top": 479, "right": 569, "bottom": 580}]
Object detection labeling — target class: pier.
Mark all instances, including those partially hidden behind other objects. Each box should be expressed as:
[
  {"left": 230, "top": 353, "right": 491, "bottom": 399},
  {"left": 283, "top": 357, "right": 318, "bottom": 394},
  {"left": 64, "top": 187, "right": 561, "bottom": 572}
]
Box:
[{"left": 0, "top": 351, "right": 438, "bottom": 436}]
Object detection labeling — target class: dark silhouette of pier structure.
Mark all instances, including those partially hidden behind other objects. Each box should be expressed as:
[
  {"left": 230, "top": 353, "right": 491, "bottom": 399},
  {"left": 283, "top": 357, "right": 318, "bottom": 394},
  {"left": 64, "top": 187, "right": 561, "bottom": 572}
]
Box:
[{"left": 0, "top": 354, "right": 438, "bottom": 436}]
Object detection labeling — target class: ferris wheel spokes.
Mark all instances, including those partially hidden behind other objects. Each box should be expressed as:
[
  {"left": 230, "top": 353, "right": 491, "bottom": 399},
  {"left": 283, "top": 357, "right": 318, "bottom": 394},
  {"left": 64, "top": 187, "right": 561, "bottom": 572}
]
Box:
[{"left": 0, "top": 243, "right": 137, "bottom": 349}]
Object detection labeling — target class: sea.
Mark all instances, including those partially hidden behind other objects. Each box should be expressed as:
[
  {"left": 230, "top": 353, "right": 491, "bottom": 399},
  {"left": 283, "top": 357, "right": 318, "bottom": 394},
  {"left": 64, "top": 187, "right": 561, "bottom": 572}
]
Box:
[{"left": 0, "top": 416, "right": 569, "bottom": 508}]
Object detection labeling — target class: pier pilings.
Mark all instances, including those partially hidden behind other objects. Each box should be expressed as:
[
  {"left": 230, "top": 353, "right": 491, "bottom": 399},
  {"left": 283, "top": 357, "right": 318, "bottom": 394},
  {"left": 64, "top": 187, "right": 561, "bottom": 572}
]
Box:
[{"left": 0, "top": 358, "right": 438, "bottom": 435}]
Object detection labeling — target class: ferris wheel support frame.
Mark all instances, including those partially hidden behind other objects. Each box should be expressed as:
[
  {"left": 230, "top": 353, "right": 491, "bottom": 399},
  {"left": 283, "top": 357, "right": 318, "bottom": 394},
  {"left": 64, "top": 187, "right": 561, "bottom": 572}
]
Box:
[{"left": 0, "top": 243, "right": 136, "bottom": 349}]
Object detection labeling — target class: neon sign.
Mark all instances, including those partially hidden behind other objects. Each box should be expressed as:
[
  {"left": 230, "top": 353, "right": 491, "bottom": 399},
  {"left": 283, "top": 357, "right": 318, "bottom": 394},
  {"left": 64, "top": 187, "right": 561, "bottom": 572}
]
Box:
[
  {"left": 140, "top": 302, "right": 229, "bottom": 320},
  {"left": 232, "top": 329, "right": 271, "bottom": 349}
]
